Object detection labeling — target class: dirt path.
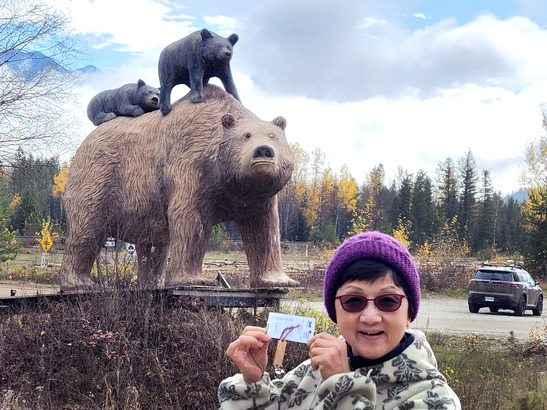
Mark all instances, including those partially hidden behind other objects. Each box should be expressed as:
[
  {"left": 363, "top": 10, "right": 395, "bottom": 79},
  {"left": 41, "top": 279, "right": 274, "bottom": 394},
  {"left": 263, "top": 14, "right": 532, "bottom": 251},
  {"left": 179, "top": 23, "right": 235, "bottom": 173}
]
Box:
[{"left": 0, "top": 281, "right": 59, "bottom": 298}]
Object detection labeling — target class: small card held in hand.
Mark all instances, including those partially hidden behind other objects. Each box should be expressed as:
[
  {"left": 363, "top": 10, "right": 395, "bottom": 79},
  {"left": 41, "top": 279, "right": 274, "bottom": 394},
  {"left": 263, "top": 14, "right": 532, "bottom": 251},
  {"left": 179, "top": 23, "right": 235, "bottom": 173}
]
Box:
[{"left": 266, "top": 312, "right": 316, "bottom": 343}]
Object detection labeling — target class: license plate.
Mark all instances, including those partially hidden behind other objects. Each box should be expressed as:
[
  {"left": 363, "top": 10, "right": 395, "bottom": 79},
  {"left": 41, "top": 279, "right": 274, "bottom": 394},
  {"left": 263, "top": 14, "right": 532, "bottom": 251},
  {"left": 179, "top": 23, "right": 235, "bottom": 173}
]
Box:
[{"left": 485, "top": 296, "right": 494, "bottom": 302}]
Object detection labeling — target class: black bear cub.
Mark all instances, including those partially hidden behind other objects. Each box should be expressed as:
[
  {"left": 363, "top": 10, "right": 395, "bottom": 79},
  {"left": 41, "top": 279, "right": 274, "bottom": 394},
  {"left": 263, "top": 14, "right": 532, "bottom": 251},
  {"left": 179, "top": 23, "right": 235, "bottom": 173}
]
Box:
[
  {"left": 87, "top": 79, "right": 160, "bottom": 126},
  {"left": 158, "top": 28, "right": 240, "bottom": 115}
]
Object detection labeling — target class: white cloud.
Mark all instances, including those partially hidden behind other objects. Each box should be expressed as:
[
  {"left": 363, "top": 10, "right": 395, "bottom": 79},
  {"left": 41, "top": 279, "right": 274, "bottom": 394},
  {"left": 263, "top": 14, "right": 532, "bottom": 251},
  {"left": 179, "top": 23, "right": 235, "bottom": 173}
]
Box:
[
  {"left": 51, "top": 0, "right": 547, "bottom": 194},
  {"left": 51, "top": 0, "right": 196, "bottom": 58},
  {"left": 358, "top": 16, "right": 389, "bottom": 29},
  {"left": 413, "top": 13, "right": 429, "bottom": 20},
  {"left": 203, "top": 15, "right": 239, "bottom": 35}
]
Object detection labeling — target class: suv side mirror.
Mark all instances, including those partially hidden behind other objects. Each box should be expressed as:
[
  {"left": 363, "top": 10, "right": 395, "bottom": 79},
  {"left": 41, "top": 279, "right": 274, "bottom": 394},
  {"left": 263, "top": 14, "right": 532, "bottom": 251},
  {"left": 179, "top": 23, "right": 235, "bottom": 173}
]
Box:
[{"left": 535, "top": 281, "right": 540, "bottom": 286}]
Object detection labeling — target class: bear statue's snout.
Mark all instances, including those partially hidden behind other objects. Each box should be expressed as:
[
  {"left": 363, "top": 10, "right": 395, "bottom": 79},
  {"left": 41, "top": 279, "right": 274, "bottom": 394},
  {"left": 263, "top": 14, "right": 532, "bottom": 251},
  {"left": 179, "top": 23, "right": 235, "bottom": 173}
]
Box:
[
  {"left": 253, "top": 145, "right": 275, "bottom": 159},
  {"left": 151, "top": 97, "right": 159, "bottom": 104}
]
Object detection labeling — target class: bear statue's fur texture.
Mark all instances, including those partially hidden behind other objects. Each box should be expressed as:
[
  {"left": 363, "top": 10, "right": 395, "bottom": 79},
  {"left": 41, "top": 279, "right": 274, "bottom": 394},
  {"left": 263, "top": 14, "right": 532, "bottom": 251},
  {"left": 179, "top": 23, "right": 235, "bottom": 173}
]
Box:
[
  {"left": 87, "top": 79, "right": 160, "bottom": 126},
  {"left": 61, "top": 85, "right": 297, "bottom": 289},
  {"left": 158, "top": 28, "right": 240, "bottom": 116}
]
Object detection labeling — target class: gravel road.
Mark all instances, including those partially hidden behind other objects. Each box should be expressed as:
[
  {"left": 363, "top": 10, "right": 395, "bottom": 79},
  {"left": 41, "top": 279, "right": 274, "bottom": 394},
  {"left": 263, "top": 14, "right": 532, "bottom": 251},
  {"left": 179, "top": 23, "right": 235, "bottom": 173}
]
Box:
[{"left": 283, "top": 294, "right": 546, "bottom": 341}]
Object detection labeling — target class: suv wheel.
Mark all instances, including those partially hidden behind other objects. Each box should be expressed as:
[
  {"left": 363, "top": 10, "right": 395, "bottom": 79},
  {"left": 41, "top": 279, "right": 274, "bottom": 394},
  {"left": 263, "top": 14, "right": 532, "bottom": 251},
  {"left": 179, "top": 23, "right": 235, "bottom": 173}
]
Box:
[
  {"left": 532, "top": 295, "right": 543, "bottom": 316},
  {"left": 514, "top": 295, "right": 526, "bottom": 316},
  {"left": 469, "top": 303, "right": 480, "bottom": 313},
  {"left": 489, "top": 307, "right": 499, "bottom": 313}
]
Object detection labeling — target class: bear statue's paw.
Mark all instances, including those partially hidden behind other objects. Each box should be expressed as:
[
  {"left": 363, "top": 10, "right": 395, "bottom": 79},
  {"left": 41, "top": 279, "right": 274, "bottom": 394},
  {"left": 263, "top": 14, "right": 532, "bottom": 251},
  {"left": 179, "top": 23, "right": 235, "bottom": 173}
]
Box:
[
  {"left": 251, "top": 272, "right": 300, "bottom": 289},
  {"left": 190, "top": 93, "right": 203, "bottom": 104},
  {"left": 60, "top": 277, "right": 101, "bottom": 293},
  {"left": 164, "top": 276, "right": 219, "bottom": 288},
  {"left": 160, "top": 104, "right": 172, "bottom": 116}
]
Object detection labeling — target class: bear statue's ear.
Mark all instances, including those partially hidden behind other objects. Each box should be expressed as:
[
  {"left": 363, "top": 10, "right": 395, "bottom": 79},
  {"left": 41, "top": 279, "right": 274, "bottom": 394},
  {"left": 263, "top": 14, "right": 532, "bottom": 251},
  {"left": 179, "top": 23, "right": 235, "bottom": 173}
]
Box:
[
  {"left": 222, "top": 113, "right": 237, "bottom": 129},
  {"left": 272, "top": 116, "right": 287, "bottom": 131},
  {"left": 137, "top": 79, "right": 145, "bottom": 88},
  {"left": 201, "top": 28, "right": 213, "bottom": 40},
  {"left": 228, "top": 33, "right": 239, "bottom": 46}
]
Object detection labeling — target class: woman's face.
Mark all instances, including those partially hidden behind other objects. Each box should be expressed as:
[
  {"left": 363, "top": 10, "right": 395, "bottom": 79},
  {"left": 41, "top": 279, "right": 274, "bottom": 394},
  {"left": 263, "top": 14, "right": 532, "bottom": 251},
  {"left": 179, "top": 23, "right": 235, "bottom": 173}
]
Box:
[{"left": 334, "top": 274, "right": 411, "bottom": 360}]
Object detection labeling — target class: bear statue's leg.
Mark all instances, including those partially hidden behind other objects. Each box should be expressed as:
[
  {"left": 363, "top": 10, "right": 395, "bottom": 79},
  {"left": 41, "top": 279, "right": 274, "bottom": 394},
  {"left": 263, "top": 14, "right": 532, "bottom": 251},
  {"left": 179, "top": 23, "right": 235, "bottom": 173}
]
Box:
[
  {"left": 118, "top": 104, "right": 145, "bottom": 117},
  {"left": 189, "top": 68, "right": 205, "bottom": 103},
  {"left": 136, "top": 242, "right": 167, "bottom": 289},
  {"left": 219, "top": 67, "right": 241, "bottom": 102},
  {"left": 164, "top": 210, "right": 215, "bottom": 287},
  {"left": 60, "top": 224, "right": 105, "bottom": 290},
  {"left": 159, "top": 79, "right": 174, "bottom": 115},
  {"left": 93, "top": 112, "right": 117, "bottom": 126},
  {"left": 237, "top": 197, "right": 300, "bottom": 288}
]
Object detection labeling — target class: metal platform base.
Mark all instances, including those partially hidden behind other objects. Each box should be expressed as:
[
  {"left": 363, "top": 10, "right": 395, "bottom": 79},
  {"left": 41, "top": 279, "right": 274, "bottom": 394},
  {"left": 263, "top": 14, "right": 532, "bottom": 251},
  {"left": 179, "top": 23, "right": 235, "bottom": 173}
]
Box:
[{"left": 0, "top": 285, "right": 290, "bottom": 314}]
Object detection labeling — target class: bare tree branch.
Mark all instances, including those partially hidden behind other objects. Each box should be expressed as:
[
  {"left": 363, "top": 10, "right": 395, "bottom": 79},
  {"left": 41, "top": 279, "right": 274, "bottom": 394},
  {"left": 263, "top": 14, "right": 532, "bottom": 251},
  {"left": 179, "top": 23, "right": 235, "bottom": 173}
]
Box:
[{"left": 0, "top": 0, "right": 84, "bottom": 162}]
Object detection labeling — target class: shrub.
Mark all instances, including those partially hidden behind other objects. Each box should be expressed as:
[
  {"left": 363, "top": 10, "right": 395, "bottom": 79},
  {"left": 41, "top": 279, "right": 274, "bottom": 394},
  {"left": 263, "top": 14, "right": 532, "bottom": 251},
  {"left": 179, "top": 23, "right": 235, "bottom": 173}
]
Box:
[{"left": 0, "top": 292, "right": 272, "bottom": 408}]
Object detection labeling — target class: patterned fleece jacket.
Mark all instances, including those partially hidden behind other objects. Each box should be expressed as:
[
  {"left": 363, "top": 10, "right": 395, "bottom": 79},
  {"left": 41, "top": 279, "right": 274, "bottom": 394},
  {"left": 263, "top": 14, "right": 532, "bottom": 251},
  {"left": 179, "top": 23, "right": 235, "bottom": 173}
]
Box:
[{"left": 218, "top": 329, "right": 461, "bottom": 410}]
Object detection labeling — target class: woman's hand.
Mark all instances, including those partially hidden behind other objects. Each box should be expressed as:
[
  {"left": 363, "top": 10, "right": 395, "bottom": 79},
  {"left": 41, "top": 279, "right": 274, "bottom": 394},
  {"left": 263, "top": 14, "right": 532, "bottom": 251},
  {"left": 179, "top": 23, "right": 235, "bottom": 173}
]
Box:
[
  {"left": 307, "top": 332, "right": 350, "bottom": 380},
  {"left": 226, "top": 326, "right": 271, "bottom": 383}
]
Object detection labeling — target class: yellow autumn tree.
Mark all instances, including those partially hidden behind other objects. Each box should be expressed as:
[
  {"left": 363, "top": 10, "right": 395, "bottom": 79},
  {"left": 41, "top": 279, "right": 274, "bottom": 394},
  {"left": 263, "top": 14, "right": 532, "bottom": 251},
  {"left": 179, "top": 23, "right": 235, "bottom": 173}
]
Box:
[
  {"left": 52, "top": 168, "right": 68, "bottom": 198},
  {"left": 521, "top": 111, "right": 547, "bottom": 276},
  {"left": 338, "top": 165, "right": 359, "bottom": 215},
  {"left": 319, "top": 166, "right": 336, "bottom": 230},
  {"left": 302, "top": 148, "right": 325, "bottom": 231},
  {"left": 332, "top": 164, "right": 360, "bottom": 239},
  {"left": 392, "top": 217, "right": 411, "bottom": 249}
]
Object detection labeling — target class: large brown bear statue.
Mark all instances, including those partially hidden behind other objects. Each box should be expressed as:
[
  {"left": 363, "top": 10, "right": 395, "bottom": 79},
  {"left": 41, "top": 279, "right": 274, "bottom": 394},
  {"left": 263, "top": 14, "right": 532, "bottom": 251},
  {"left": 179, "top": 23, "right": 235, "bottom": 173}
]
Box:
[{"left": 61, "top": 85, "right": 298, "bottom": 289}]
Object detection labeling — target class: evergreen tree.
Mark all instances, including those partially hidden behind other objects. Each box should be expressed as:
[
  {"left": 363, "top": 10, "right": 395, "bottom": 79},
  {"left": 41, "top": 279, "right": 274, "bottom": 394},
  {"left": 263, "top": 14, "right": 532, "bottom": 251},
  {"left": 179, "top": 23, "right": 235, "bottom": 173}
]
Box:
[
  {"left": 278, "top": 143, "right": 309, "bottom": 240},
  {"left": 8, "top": 149, "right": 60, "bottom": 234},
  {"left": 435, "top": 157, "right": 459, "bottom": 222},
  {"left": 360, "top": 164, "right": 395, "bottom": 232},
  {"left": 458, "top": 150, "right": 479, "bottom": 244},
  {"left": 495, "top": 196, "right": 525, "bottom": 255},
  {"left": 410, "top": 170, "right": 435, "bottom": 246},
  {"left": 389, "top": 171, "right": 413, "bottom": 229},
  {"left": 474, "top": 170, "right": 495, "bottom": 251}
]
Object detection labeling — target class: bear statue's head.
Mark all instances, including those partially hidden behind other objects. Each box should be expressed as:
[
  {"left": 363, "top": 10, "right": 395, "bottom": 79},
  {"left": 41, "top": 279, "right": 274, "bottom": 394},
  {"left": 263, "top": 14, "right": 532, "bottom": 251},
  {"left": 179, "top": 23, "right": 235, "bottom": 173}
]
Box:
[
  {"left": 201, "top": 28, "right": 238, "bottom": 66},
  {"left": 218, "top": 113, "right": 294, "bottom": 198},
  {"left": 135, "top": 79, "right": 160, "bottom": 112}
]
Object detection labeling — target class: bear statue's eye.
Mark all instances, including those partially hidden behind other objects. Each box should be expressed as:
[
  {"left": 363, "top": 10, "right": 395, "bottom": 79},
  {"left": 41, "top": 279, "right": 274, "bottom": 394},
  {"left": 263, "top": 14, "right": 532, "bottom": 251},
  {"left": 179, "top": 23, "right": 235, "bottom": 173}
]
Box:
[
  {"left": 269, "top": 133, "right": 276, "bottom": 139},
  {"left": 244, "top": 133, "right": 251, "bottom": 139}
]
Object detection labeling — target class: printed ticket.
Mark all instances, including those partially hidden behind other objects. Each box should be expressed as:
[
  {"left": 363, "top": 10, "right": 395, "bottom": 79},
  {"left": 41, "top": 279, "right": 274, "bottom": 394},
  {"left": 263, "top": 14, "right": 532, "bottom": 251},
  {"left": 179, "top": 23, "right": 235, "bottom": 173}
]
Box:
[{"left": 266, "top": 312, "right": 316, "bottom": 343}]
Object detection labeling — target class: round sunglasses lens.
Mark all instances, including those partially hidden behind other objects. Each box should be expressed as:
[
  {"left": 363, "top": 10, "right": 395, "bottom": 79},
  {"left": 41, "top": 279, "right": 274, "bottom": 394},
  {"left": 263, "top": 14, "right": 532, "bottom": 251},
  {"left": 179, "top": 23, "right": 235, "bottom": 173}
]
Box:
[
  {"left": 375, "top": 295, "right": 401, "bottom": 311},
  {"left": 340, "top": 296, "right": 366, "bottom": 312}
]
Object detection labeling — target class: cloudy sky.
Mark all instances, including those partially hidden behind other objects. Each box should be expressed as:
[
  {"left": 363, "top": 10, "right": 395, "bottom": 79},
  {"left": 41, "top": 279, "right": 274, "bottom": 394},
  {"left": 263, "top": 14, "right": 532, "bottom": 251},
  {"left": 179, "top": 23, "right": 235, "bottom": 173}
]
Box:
[{"left": 50, "top": 0, "right": 547, "bottom": 195}]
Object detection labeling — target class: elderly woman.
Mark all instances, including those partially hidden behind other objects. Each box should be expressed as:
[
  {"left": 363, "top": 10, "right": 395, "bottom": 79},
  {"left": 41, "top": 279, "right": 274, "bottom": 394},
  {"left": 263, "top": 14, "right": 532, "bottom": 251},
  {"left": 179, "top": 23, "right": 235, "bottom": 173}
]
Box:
[{"left": 218, "top": 231, "right": 461, "bottom": 409}]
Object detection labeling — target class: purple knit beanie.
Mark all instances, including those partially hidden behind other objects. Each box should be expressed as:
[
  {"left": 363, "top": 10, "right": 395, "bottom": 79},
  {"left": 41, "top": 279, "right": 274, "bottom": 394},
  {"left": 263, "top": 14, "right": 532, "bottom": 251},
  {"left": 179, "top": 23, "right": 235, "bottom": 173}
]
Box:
[{"left": 324, "top": 231, "right": 420, "bottom": 323}]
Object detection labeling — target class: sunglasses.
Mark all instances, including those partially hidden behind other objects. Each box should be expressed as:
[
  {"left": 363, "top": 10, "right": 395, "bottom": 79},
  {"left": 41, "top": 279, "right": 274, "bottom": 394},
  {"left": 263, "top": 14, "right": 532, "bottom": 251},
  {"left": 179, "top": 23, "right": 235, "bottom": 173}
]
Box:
[{"left": 335, "top": 294, "right": 406, "bottom": 313}]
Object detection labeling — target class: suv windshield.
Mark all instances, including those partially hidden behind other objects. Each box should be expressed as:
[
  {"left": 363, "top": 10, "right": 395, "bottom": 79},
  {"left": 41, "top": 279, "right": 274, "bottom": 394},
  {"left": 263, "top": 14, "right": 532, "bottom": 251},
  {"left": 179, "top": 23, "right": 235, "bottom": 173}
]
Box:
[{"left": 474, "top": 270, "right": 513, "bottom": 281}]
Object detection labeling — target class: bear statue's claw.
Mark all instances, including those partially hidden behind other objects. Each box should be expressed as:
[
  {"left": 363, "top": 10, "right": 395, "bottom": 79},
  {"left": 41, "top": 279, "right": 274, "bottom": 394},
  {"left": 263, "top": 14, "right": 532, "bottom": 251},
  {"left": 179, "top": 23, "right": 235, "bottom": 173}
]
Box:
[{"left": 251, "top": 273, "right": 301, "bottom": 289}]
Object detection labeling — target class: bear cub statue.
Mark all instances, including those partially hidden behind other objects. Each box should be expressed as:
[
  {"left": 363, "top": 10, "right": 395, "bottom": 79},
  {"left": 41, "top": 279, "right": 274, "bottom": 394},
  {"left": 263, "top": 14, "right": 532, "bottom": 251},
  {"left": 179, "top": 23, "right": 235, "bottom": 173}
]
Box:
[
  {"left": 158, "top": 28, "right": 240, "bottom": 115},
  {"left": 87, "top": 79, "right": 160, "bottom": 126}
]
